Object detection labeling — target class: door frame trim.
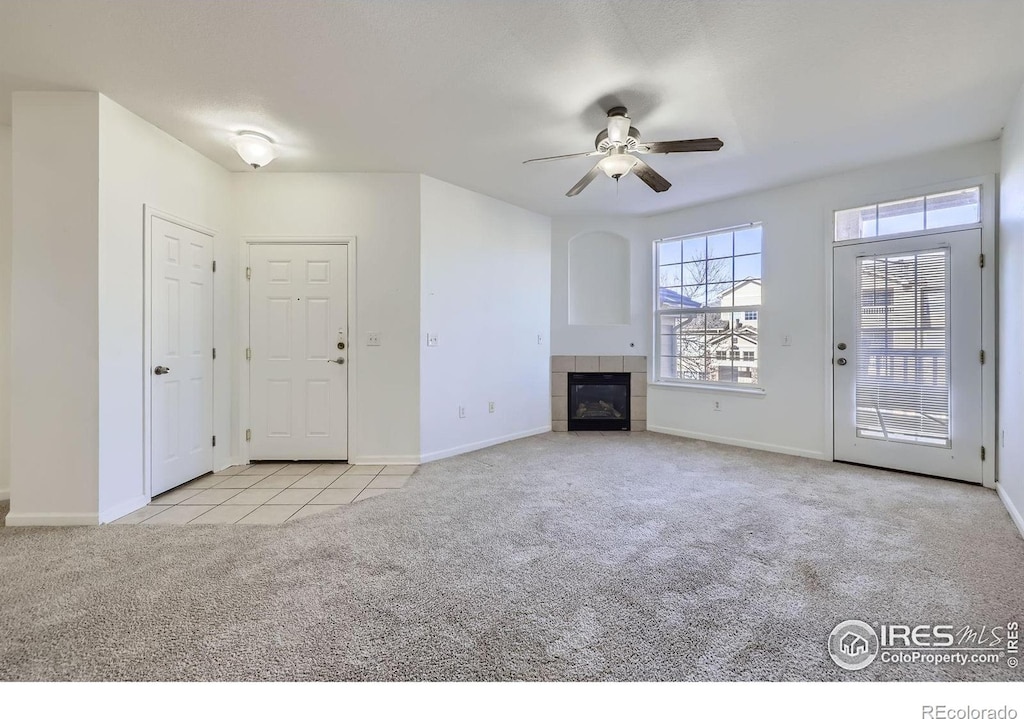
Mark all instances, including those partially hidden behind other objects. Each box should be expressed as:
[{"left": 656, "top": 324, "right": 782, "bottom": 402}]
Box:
[
  {"left": 822, "top": 174, "right": 997, "bottom": 488},
  {"left": 241, "top": 237, "right": 357, "bottom": 463},
  {"left": 142, "top": 205, "right": 218, "bottom": 501}
]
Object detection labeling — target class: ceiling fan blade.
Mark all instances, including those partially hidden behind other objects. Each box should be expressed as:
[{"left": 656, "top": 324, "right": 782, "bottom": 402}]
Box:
[
  {"left": 523, "top": 151, "right": 601, "bottom": 164},
  {"left": 637, "top": 138, "right": 724, "bottom": 154},
  {"left": 632, "top": 157, "right": 672, "bottom": 193},
  {"left": 566, "top": 164, "right": 603, "bottom": 197}
]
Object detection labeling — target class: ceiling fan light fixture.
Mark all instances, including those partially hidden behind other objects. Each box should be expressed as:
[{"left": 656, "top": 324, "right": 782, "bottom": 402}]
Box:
[
  {"left": 231, "top": 131, "right": 276, "bottom": 169},
  {"left": 598, "top": 153, "right": 639, "bottom": 179}
]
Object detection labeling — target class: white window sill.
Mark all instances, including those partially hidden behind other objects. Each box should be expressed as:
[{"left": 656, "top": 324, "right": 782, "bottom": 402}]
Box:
[{"left": 649, "top": 381, "right": 767, "bottom": 397}]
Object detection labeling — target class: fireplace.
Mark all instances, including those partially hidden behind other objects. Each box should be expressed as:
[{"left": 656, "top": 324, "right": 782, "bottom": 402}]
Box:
[{"left": 568, "top": 372, "right": 631, "bottom": 431}]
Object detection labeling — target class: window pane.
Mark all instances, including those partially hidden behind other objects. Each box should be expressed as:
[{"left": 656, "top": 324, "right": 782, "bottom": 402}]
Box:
[
  {"left": 717, "top": 280, "right": 761, "bottom": 309},
  {"left": 702, "top": 255, "right": 734, "bottom": 292},
  {"left": 836, "top": 186, "right": 980, "bottom": 242},
  {"left": 734, "top": 253, "right": 761, "bottom": 282},
  {"left": 877, "top": 196, "right": 924, "bottom": 235},
  {"left": 734, "top": 227, "right": 761, "bottom": 255},
  {"left": 658, "top": 264, "right": 681, "bottom": 288},
  {"left": 707, "top": 232, "right": 733, "bottom": 259},
  {"left": 658, "top": 286, "right": 683, "bottom": 309},
  {"left": 925, "top": 187, "right": 980, "bottom": 228},
  {"left": 836, "top": 205, "right": 877, "bottom": 241},
  {"left": 658, "top": 240, "right": 681, "bottom": 266},
  {"left": 681, "top": 259, "right": 711, "bottom": 286},
  {"left": 681, "top": 237, "right": 707, "bottom": 263},
  {"left": 679, "top": 283, "right": 708, "bottom": 307}
]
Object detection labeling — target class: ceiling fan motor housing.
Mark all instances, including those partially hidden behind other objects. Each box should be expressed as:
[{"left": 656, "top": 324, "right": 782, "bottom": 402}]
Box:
[{"left": 595, "top": 126, "right": 640, "bottom": 153}]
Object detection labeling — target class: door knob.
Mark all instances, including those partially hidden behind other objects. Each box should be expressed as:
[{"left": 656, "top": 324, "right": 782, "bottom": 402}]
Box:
[
  {"left": 328, "top": 357, "right": 345, "bottom": 365},
  {"left": 836, "top": 357, "right": 848, "bottom": 366},
  {"left": 154, "top": 366, "right": 171, "bottom": 375},
  {"left": 836, "top": 342, "right": 847, "bottom": 350}
]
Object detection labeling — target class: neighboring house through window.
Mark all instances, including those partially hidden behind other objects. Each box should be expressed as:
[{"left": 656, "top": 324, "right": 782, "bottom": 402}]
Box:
[{"left": 655, "top": 224, "right": 762, "bottom": 386}]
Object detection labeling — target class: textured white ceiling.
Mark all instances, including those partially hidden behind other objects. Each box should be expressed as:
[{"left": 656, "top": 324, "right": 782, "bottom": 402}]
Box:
[{"left": 1, "top": 0, "right": 1022, "bottom": 216}]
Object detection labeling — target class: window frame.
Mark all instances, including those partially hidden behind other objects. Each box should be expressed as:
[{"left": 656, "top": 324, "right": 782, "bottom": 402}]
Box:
[
  {"left": 833, "top": 185, "right": 982, "bottom": 244},
  {"left": 653, "top": 223, "right": 765, "bottom": 394}
]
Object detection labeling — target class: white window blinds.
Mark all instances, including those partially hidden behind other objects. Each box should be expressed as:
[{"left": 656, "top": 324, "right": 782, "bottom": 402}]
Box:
[{"left": 855, "top": 249, "right": 950, "bottom": 447}]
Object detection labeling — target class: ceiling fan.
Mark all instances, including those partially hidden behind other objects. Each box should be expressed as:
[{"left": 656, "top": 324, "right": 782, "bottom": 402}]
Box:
[{"left": 523, "top": 106, "right": 723, "bottom": 197}]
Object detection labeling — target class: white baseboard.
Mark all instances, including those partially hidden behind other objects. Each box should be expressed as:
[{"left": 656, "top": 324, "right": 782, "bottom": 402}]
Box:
[
  {"left": 997, "top": 484, "right": 1024, "bottom": 539},
  {"left": 419, "top": 426, "right": 551, "bottom": 464},
  {"left": 647, "top": 425, "right": 826, "bottom": 461},
  {"left": 98, "top": 495, "right": 149, "bottom": 524},
  {"left": 215, "top": 458, "right": 243, "bottom": 473},
  {"left": 5, "top": 512, "right": 99, "bottom": 527}
]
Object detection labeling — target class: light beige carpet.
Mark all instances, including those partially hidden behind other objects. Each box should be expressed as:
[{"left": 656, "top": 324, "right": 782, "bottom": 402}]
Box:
[{"left": 0, "top": 432, "right": 1022, "bottom": 681}]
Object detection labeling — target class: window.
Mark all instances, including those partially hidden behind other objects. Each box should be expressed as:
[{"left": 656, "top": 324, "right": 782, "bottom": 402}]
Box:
[
  {"left": 655, "top": 224, "right": 762, "bottom": 386},
  {"left": 834, "top": 186, "right": 980, "bottom": 242}
]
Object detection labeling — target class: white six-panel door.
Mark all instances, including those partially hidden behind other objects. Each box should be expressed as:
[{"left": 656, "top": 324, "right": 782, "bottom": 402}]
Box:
[
  {"left": 833, "top": 229, "right": 983, "bottom": 483},
  {"left": 249, "top": 244, "right": 349, "bottom": 460},
  {"left": 151, "top": 216, "right": 214, "bottom": 495}
]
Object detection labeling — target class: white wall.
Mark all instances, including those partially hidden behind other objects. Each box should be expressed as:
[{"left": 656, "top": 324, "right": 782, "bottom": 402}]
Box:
[
  {"left": 233, "top": 173, "right": 423, "bottom": 463},
  {"left": 419, "top": 176, "right": 551, "bottom": 461},
  {"left": 568, "top": 231, "right": 630, "bottom": 326},
  {"left": 998, "top": 83, "right": 1024, "bottom": 534},
  {"left": 0, "top": 126, "right": 11, "bottom": 501},
  {"left": 96, "top": 96, "right": 234, "bottom": 522},
  {"left": 552, "top": 141, "right": 1000, "bottom": 460},
  {"left": 9, "top": 93, "right": 101, "bottom": 524},
  {"left": 7, "top": 92, "right": 233, "bottom": 525}
]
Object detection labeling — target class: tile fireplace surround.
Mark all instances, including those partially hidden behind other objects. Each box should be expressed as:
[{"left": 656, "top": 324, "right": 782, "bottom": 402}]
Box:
[{"left": 551, "top": 355, "right": 647, "bottom": 432}]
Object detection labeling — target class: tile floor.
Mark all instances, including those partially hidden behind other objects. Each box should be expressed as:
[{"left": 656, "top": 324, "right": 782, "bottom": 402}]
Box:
[{"left": 114, "top": 462, "right": 417, "bottom": 525}]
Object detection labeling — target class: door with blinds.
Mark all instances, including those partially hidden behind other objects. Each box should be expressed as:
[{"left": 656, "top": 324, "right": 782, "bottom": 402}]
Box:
[{"left": 833, "top": 229, "right": 983, "bottom": 483}]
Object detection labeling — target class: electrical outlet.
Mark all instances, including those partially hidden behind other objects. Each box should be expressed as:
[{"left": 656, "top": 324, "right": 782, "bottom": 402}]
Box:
[
  {"left": 537, "top": 333, "right": 543, "bottom": 345},
  {"left": 427, "top": 332, "right": 439, "bottom": 347},
  {"left": 366, "top": 331, "right": 381, "bottom": 346},
  {"left": 713, "top": 400, "right": 722, "bottom": 412},
  {"left": 488, "top": 401, "right": 495, "bottom": 413},
  {"left": 782, "top": 334, "right": 792, "bottom": 347},
  {"left": 458, "top": 405, "right": 466, "bottom": 419}
]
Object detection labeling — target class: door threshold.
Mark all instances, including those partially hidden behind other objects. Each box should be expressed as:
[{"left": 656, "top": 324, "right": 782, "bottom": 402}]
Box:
[{"left": 832, "top": 460, "right": 983, "bottom": 487}]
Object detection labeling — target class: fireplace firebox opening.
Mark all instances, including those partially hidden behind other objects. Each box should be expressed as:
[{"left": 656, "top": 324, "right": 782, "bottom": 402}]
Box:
[{"left": 567, "top": 372, "right": 631, "bottom": 431}]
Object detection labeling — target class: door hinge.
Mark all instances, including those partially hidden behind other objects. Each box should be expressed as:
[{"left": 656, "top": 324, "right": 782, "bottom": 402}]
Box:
[
  {"left": 246, "top": 267, "right": 252, "bottom": 280},
  {"left": 212, "top": 435, "right": 217, "bottom": 447},
  {"left": 212, "top": 347, "right": 216, "bottom": 360},
  {"left": 245, "top": 429, "right": 252, "bottom": 442},
  {"left": 980, "top": 349, "right": 986, "bottom": 365},
  {"left": 979, "top": 253, "right": 985, "bottom": 268},
  {"left": 212, "top": 260, "right": 217, "bottom": 272},
  {"left": 246, "top": 347, "right": 252, "bottom": 361},
  {"left": 981, "top": 446, "right": 986, "bottom": 461}
]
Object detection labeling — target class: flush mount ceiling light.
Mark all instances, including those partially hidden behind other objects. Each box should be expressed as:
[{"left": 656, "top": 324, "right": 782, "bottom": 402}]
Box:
[{"left": 231, "top": 131, "right": 276, "bottom": 169}]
